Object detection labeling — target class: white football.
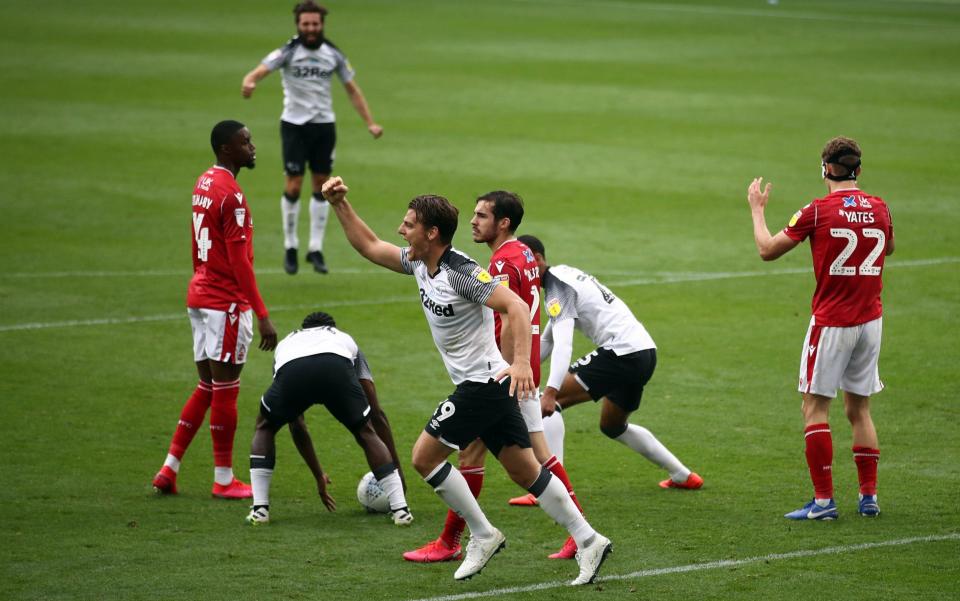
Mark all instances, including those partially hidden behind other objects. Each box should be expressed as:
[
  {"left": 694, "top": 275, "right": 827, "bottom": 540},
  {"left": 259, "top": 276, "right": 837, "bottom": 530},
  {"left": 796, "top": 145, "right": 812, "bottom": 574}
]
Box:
[{"left": 356, "top": 471, "right": 390, "bottom": 513}]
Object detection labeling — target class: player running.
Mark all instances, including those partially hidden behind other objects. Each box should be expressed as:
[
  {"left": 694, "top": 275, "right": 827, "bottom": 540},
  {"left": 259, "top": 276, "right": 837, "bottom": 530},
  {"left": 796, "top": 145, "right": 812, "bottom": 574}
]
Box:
[
  {"left": 403, "top": 191, "right": 586, "bottom": 563},
  {"left": 322, "top": 176, "right": 612, "bottom": 585},
  {"left": 745, "top": 136, "right": 893, "bottom": 519},
  {"left": 152, "top": 120, "right": 278, "bottom": 499},
  {"left": 519, "top": 235, "right": 703, "bottom": 491},
  {"left": 245, "top": 311, "right": 411, "bottom": 526}
]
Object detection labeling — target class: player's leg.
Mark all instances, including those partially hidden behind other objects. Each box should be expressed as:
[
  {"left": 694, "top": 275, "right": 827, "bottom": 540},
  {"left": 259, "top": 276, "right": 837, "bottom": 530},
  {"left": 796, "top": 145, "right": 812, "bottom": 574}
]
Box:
[
  {"left": 305, "top": 123, "right": 336, "bottom": 274},
  {"left": 280, "top": 120, "right": 306, "bottom": 275},
  {"left": 841, "top": 317, "right": 884, "bottom": 516},
  {"left": 351, "top": 420, "right": 412, "bottom": 522},
  {"left": 247, "top": 412, "right": 283, "bottom": 524},
  {"left": 361, "top": 379, "right": 406, "bottom": 489}
]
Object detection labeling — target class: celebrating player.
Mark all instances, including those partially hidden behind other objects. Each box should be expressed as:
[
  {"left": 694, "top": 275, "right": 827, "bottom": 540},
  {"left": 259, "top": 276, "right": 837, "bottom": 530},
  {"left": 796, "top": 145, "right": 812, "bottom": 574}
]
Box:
[
  {"left": 241, "top": 1, "right": 383, "bottom": 275},
  {"left": 322, "top": 176, "right": 612, "bottom": 586},
  {"left": 152, "top": 120, "right": 278, "bottom": 499},
  {"left": 245, "top": 311, "right": 411, "bottom": 526},
  {"left": 745, "top": 137, "right": 893, "bottom": 520},
  {"left": 519, "top": 235, "right": 703, "bottom": 491},
  {"left": 403, "top": 191, "right": 586, "bottom": 563}
]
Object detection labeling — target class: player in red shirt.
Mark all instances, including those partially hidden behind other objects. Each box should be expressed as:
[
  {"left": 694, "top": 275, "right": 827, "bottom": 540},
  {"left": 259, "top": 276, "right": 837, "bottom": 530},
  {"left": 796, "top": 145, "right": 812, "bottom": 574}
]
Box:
[
  {"left": 746, "top": 136, "right": 894, "bottom": 520},
  {"left": 152, "top": 121, "right": 278, "bottom": 499},
  {"left": 403, "top": 191, "right": 586, "bottom": 562}
]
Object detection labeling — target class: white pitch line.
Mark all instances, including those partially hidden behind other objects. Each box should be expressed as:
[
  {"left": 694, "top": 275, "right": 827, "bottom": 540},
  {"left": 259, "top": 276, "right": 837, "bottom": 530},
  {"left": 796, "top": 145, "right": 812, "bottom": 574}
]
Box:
[
  {"left": 403, "top": 533, "right": 960, "bottom": 601},
  {"left": 0, "top": 257, "right": 956, "bottom": 333}
]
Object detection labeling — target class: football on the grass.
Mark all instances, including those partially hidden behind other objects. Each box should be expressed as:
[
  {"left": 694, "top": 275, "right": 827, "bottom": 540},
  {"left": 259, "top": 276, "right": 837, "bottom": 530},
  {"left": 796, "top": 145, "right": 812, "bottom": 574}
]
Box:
[{"left": 356, "top": 471, "right": 390, "bottom": 513}]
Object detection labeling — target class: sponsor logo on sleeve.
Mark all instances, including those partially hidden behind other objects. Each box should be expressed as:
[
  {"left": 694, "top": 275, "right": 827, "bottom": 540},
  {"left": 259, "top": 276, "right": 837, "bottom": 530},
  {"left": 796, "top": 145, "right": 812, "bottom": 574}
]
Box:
[
  {"left": 234, "top": 192, "right": 244, "bottom": 204},
  {"left": 495, "top": 260, "right": 505, "bottom": 272},
  {"left": 494, "top": 274, "right": 510, "bottom": 287},
  {"left": 788, "top": 209, "right": 803, "bottom": 227},
  {"left": 471, "top": 266, "right": 493, "bottom": 283},
  {"left": 547, "top": 298, "right": 561, "bottom": 318},
  {"left": 235, "top": 208, "right": 246, "bottom": 227}
]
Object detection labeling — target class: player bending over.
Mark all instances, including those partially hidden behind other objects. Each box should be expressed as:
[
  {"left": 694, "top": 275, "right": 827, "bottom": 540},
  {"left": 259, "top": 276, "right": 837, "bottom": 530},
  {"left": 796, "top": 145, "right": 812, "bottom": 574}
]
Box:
[
  {"left": 245, "top": 311, "right": 411, "bottom": 526},
  {"left": 745, "top": 136, "right": 893, "bottom": 520},
  {"left": 520, "top": 235, "right": 703, "bottom": 491},
  {"left": 323, "top": 176, "right": 611, "bottom": 586}
]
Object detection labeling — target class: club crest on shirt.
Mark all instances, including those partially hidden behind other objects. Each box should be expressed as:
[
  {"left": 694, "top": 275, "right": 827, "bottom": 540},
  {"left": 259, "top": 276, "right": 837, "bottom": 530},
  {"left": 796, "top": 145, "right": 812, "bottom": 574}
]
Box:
[
  {"left": 547, "top": 298, "right": 562, "bottom": 318},
  {"left": 471, "top": 266, "right": 493, "bottom": 284},
  {"left": 788, "top": 209, "right": 803, "bottom": 227},
  {"left": 234, "top": 208, "right": 246, "bottom": 227}
]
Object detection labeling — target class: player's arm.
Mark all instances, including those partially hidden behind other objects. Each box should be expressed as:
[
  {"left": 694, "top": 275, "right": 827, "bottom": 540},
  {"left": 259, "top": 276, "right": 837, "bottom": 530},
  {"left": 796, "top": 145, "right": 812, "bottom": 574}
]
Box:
[
  {"left": 746, "top": 177, "right": 800, "bottom": 261},
  {"left": 541, "top": 317, "right": 575, "bottom": 416},
  {"left": 225, "top": 241, "right": 278, "bottom": 350},
  {"left": 289, "top": 414, "right": 336, "bottom": 512},
  {"left": 321, "top": 177, "right": 405, "bottom": 273},
  {"left": 361, "top": 378, "right": 406, "bottom": 491},
  {"left": 241, "top": 64, "right": 272, "bottom": 99},
  {"left": 342, "top": 80, "right": 383, "bottom": 138},
  {"left": 493, "top": 263, "right": 524, "bottom": 364},
  {"left": 539, "top": 317, "right": 554, "bottom": 362},
  {"left": 486, "top": 285, "right": 534, "bottom": 398}
]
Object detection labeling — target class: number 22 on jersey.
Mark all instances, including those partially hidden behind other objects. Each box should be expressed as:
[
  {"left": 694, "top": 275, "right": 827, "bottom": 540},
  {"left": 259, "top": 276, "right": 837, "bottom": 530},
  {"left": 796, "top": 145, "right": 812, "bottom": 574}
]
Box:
[
  {"left": 193, "top": 213, "right": 211, "bottom": 262},
  {"left": 829, "top": 227, "right": 884, "bottom": 276}
]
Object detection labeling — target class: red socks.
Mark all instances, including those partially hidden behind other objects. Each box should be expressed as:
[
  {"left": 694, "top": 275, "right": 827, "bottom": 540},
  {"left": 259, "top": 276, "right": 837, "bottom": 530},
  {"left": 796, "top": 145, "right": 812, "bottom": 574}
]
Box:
[
  {"left": 439, "top": 465, "right": 484, "bottom": 547},
  {"left": 544, "top": 455, "right": 584, "bottom": 513},
  {"left": 209, "top": 379, "right": 240, "bottom": 467},
  {"left": 168, "top": 381, "right": 213, "bottom": 459},
  {"left": 804, "top": 423, "right": 834, "bottom": 499},
  {"left": 853, "top": 446, "right": 880, "bottom": 495}
]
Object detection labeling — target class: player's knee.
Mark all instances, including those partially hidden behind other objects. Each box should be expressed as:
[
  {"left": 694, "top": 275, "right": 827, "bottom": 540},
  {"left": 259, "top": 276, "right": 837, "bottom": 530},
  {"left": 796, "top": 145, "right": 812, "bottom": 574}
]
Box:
[
  {"left": 600, "top": 422, "right": 628, "bottom": 439},
  {"left": 283, "top": 190, "right": 301, "bottom": 203}
]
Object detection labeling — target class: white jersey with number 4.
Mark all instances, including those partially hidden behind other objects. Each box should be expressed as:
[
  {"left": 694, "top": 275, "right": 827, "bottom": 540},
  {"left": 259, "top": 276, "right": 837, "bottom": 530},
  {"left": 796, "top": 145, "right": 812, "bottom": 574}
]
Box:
[
  {"left": 400, "top": 246, "right": 508, "bottom": 385},
  {"left": 542, "top": 264, "right": 655, "bottom": 355}
]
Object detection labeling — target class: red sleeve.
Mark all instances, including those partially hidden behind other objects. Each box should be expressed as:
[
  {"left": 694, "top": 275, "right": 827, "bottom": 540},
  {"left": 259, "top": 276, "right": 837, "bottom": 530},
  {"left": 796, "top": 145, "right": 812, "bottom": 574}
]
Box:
[
  {"left": 489, "top": 259, "right": 522, "bottom": 295},
  {"left": 219, "top": 186, "right": 249, "bottom": 244},
  {"left": 783, "top": 202, "right": 816, "bottom": 242},
  {"left": 226, "top": 241, "right": 268, "bottom": 319}
]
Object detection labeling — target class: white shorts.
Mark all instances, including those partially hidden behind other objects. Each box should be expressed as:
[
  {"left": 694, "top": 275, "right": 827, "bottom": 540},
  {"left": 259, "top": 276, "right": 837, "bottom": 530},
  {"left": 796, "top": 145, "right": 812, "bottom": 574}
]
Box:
[
  {"left": 188, "top": 305, "right": 253, "bottom": 364},
  {"left": 798, "top": 316, "right": 884, "bottom": 398},
  {"left": 518, "top": 389, "right": 544, "bottom": 433}
]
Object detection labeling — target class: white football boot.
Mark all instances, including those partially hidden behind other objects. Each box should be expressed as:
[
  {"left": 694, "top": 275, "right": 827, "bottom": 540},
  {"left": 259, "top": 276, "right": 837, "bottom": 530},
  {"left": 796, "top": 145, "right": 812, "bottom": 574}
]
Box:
[
  {"left": 391, "top": 507, "right": 414, "bottom": 526},
  {"left": 453, "top": 528, "right": 506, "bottom": 580},
  {"left": 245, "top": 506, "right": 270, "bottom": 525},
  {"left": 570, "top": 534, "right": 612, "bottom": 586}
]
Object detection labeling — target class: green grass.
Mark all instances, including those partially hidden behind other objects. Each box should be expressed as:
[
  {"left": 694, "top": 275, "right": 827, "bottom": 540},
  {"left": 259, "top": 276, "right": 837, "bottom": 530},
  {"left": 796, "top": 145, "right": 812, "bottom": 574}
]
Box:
[{"left": 1, "top": 1, "right": 959, "bottom": 599}]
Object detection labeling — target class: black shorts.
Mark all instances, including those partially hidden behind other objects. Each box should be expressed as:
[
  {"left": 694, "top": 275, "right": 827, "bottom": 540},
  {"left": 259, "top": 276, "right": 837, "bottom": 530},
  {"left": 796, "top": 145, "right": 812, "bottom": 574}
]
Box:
[
  {"left": 569, "top": 347, "right": 657, "bottom": 412},
  {"left": 280, "top": 120, "right": 337, "bottom": 177},
  {"left": 260, "top": 353, "right": 369, "bottom": 431},
  {"left": 424, "top": 379, "right": 531, "bottom": 456}
]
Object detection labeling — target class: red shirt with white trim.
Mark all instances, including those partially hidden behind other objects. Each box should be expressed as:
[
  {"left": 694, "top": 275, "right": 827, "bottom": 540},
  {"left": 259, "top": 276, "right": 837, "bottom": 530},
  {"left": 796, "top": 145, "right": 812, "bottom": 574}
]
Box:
[
  {"left": 186, "top": 166, "right": 259, "bottom": 314},
  {"left": 488, "top": 239, "right": 542, "bottom": 386},
  {"left": 783, "top": 189, "right": 894, "bottom": 327}
]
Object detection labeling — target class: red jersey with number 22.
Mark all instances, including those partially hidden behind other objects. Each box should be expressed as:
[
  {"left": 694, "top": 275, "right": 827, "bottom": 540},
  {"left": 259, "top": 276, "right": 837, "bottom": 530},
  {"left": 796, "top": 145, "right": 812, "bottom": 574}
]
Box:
[
  {"left": 783, "top": 189, "right": 893, "bottom": 327},
  {"left": 186, "top": 165, "right": 256, "bottom": 312},
  {"left": 488, "top": 239, "right": 541, "bottom": 386}
]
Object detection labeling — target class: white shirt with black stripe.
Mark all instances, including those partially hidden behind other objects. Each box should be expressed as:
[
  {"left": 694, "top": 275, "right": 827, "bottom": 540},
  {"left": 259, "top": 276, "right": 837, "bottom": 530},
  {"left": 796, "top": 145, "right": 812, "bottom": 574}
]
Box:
[
  {"left": 400, "top": 246, "right": 508, "bottom": 385},
  {"left": 542, "top": 264, "right": 656, "bottom": 356},
  {"left": 261, "top": 37, "right": 355, "bottom": 125}
]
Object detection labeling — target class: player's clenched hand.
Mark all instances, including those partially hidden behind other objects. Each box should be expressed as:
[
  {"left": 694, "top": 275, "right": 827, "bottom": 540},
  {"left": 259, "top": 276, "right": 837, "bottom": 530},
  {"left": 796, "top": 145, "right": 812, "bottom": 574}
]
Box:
[
  {"left": 496, "top": 361, "right": 534, "bottom": 399},
  {"left": 258, "top": 316, "right": 278, "bottom": 351},
  {"left": 241, "top": 80, "right": 256, "bottom": 98},
  {"left": 317, "top": 472, "right": 336, "bottom": 512},
  {"left": 368, "top": 124, "right": 383, "bottom": 139},
  {"left": 540, "top": 387, "right": 558, "bottom": 417},
  {"left": 747, "top": 177, "right": 772, "bottom": 211},
  {"left": 321, "top": 176, "right": 349, "bottom": 206}
]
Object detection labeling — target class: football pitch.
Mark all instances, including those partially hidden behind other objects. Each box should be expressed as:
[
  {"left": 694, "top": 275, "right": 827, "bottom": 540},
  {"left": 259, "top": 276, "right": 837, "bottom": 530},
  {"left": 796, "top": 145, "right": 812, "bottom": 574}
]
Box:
[{"left": 1, "top": 0, "right": 959, "bottom": 599}]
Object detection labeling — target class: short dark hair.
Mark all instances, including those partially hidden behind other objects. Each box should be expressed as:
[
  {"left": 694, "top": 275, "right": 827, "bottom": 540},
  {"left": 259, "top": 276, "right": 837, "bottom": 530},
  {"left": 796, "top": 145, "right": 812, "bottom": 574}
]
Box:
[
  {"left": 294, "top": 0, "right": 327, "bottom": 22},
  {"left": 517, "top": 234, "right": 545, "bottom": 258},
  {"left": 821, "top": 136, "right": 862, "bottom": 180},
  {"left": 478, "top": 190, "right": 524, "bottom": 233},
  {"left": 210, "top": 120, "right": 245, "bottom": 154},
  {"left": 408, "top": 195, "right": 459, "bottom": 245},
  {"left": 302, "top": 311, "right": 336, "bottom": 329}
]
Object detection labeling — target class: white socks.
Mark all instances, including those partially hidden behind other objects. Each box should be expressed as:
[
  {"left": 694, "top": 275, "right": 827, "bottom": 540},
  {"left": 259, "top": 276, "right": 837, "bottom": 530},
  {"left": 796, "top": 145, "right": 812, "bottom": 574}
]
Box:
[
  {"left": 536, "top": 475, "right": 596, "bottom": 547},
  {"left": 308, "top": 197, "right": 329, "bottom": 252},
  {"left": 250, "top": 467, "right": 273, "bottom": 507},
  {"left": 163, "top": 454, "right": 181, "bottom": 473},
  {"left": 377, "top": 470, "right": 408, "bottom": 511},
  {"left": 427, "top": 463, "right": 495, "bottom": 539},
  {"left": 281, "top": 195, "right": 300, "bottom": 250},
  {"left": 543, "top": 410, "right": 566, "bottom": 464},
  {"left": 214, "top": 466, "right": 235, "bottom": 486},
  {"left": 615, "top": 424, "right": 690, "bottom": 481}
]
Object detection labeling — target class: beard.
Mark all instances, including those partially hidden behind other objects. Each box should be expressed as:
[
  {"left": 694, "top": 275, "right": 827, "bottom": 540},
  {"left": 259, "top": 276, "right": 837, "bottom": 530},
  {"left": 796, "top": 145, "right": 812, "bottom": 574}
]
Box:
[{"left": 299, "top": 30, "right": 324, "bottom": 49}]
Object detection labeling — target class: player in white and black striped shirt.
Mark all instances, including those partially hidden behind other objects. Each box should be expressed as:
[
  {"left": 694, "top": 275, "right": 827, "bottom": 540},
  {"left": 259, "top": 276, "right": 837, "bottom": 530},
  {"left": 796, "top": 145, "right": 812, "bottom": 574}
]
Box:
[{"left": 322, "top": 176, "right": 612, "bottom": 586}]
